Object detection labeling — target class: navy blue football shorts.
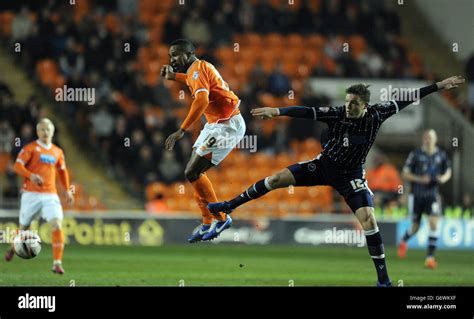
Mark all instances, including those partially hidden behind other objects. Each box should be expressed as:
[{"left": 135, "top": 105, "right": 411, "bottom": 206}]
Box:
[
  {"left": 408, "top": 194, "right": 441, "bottom": 224},
  {"left": 287, "top": 155, "right": 374, "bottom": 213}
]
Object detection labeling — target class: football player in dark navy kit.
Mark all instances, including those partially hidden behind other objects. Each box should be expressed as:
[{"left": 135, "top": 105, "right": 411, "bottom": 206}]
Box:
[
  {"left": 208, "top": 75, "right": 464, "bottom": 286},
  {"left": 398, "top": 129, "right": 451, "bottom": 269}
]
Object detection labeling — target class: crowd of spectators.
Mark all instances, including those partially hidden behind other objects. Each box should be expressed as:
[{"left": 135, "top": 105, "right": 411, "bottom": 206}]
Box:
[
  {"left": 0, "top": 77, "right": 46, "bottom": 201},
  {"left": 0, "top": 0, "right": 464, "bottom": 201}
]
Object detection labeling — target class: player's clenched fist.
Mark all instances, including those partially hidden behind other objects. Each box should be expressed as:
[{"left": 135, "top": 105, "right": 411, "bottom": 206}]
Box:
[
  {"left": 251, "top": 107, "right": 280, "bottom": 119},
  {"left": 161, "top": 65, "right": 176, "bottom": 80}
]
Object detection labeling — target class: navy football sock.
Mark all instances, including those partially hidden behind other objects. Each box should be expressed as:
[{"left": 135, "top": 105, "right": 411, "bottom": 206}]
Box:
[
  {"left": 365, "top": 228, "right": 390, "bottom": 283},
  {"left": 228, "top": 178, "right": 273, "bottom": 209},
  {"left": 427, "top": 231, "right": 438, "bottom": 257},
  {"left": 402, "top": 229, "right": 414, "bottom": 242}
]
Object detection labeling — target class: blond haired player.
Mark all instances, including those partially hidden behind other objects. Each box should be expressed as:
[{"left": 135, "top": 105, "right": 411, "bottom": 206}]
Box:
[{"left": 5, "top": 118, "right": 74, "bottom": 274}]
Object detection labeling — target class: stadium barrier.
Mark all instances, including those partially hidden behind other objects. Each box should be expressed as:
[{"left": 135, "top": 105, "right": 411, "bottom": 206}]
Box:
[
  {"left": 0, "top": 210, "right": 398, "bottom": 247},
  {"left": 1, "top": 211, "right": 472, "bottom": 249},
  {"left": 397, "top": 218, "right": 474, "bottom": 250}
]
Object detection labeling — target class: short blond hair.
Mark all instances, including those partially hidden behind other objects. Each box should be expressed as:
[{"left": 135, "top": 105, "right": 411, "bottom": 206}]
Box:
[{"left": 37, "top": 118, "right": 55, "bottom": 132}]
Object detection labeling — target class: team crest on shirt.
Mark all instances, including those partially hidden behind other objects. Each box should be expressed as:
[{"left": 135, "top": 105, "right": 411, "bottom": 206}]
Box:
[
  {"left": 192, "top": 71, "right": 199, "bottom": 80},
  {"left": 308, "top": 163, "right": 317, "bottom": 172}
]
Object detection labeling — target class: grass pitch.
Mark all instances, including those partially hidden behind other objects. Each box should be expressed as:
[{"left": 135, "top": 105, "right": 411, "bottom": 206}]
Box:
[{"left": 1, "top": 244, "right": 472, "bottom": 286}]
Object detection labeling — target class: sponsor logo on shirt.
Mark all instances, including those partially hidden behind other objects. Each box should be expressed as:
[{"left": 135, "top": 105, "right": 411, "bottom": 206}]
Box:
[{"left": 39, "top": 154, "right": 57, "bottom": 165}]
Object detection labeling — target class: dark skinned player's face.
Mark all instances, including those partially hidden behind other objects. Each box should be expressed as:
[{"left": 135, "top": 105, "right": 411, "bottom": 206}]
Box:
[
  {"left": 345, "top": 93, "right": 367, "bottom": 119},
  {"left": 169, "top": 46, "right": 190, "bottom": 72}
]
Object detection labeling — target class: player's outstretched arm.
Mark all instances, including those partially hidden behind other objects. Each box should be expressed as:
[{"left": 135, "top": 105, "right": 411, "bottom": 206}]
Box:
[
  {"left": 252, "top": 106, "right": 341, "bottom": 123},
  {"left": 251, "top": 106, "right": 314, "bottom": 120},
  {"left": 396, "top": 76, "right": 465, "bottom": 111}
]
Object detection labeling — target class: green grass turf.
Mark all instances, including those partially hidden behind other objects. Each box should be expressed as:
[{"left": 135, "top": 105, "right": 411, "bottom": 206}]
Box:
[{"left": 0, "top": 244, "right": 472, "bottom": 286}]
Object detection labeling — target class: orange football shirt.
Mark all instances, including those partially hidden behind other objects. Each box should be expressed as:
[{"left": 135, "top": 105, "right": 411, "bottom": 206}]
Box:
[
  {"left": 16, "top": 140, "right": 66, "bottom": 194},
  {"left": 178, "top": 59, "right": 240, "bottom": 126}
]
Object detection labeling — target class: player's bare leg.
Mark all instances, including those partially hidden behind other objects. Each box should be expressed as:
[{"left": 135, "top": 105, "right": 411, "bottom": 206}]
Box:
[
  {"left": 185, "top": 150, "right": 230, "bottom": 242},
  {"left": 398, "top": 222, "right": 420, "bottom": 258},
  {"left": 50, "top": 219, "right": 65, "bottom": 274},
  {"left": 4, "top": 224, "right": 28, "bottom": 262},
  {"left": 355, "top": 207, "right": 391, "bottom": 287},
  {"left": 425, "top": 215, "right": 439, "bottom": 269},
  {"left": 205, "top": 168, "right": 295, "bottom": 240}
]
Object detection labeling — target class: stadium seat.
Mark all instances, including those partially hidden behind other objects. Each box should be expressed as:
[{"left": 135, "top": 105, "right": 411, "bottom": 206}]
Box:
[
  {"left": 0, "top": 11, "right": 14, "bottom": 36},
  {"left": 287, "top": 34, "right": 305, "bottom": 48},
  {"left": 265, "top": 33, "right": 284, "bottom": 49},
  {"left": 307, "top": 34, "right": 326, "bottom": 49}
]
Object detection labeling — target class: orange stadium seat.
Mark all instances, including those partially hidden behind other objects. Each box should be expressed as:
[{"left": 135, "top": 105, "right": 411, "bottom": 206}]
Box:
[
  {"left": 258, "top": 93, "right": 279, "bottom": 107},
  {"left": 152, "top": 44, "right": 169, "bottom": 60},
  {"left": 270, "top": 0, "right": 282, "bottom": 9},
  {"left": 348, "top": 35, "right": 367, "bottom": 59},
  {"left": 408, "top": 51, "right": 424, "bottom": 77},
  {"left": 36, "top": 59, "right": 65, "bottom": 90},
  {"left": 307, "top": 34, "right": 326, "bottom": 49},
  {"left": 215, "top": 46, "right": 236, "bottom": 63},
  {"left": 323, "top": 55, "right": 337, "bottom": 75},
  {"left": 0, "top": 153, "right": 11, "bottom": 173},
  {"left": 53, "top": 74, "right": 66, "bottom": 89},
  {"left": 264, "top": 33, "right": 284, "bottom": 49},
  {"left": 280, "top": 94, "right": 301, "bottom": 107},
  {"left": 291, "top": 79, "right": 304, "bottom": 93},
  {"left": 287, "top": 34, "right": 305, "bottom": 48},
  {"left": 282, "top": 61, "right": 299, "bottom": 78},
  {"left": 104, "top": 13, "right": 120, "bottom": 34},
  {"left": 260, "top": 59, "right": 275, "bottom": 73},
  {"left": 73, "top": 0, "right": 89, "bottom": 22},
  {"left": 0, "top": 11, "right": 14, "bottom": 36},
  {"left": 304, "top": 50, "right": 323, "bottom": 68},
  {"left": 245, "top": 33, "right": 263, "bottom": 47},
  {"left": 281, "top": 48, "right": 301, "bottom": 63},
  {"left": 309, "top": 0, "right": 322, "bottom": 13}
]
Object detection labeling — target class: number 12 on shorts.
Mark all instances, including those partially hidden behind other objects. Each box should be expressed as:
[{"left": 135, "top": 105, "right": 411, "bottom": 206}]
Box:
[{"left": 350, "top": 179, "right": 367, "bottom": 191}]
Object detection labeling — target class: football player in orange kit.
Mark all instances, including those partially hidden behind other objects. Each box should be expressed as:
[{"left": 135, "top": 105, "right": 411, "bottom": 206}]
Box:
[
  {"left": 161, "top": 39, "right": 246, "bottom": 242},
  {"left": 5, "top": 118, "right": 74, "bottom": 274}
]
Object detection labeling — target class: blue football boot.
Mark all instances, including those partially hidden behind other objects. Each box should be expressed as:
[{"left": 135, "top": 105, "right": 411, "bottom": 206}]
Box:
[
  {"left": 201, "top": 215, "right": 233, "bottom": 241},
  {"left": 187, "top": 224, "right": 211, "bottom": 243}
]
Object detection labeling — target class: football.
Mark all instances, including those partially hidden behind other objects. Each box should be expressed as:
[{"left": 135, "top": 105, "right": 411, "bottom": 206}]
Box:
[{"left": 13, "top": 231, "right": 42, "bottom": 259}]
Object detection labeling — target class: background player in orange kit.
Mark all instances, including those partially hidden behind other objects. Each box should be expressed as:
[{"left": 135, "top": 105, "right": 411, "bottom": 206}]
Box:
[
  {"left": 161, "top": 39, "right": 246, "bottom": 242},
  {"left": 4, "top": 118, "right": 74, "bottom": 274}
]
